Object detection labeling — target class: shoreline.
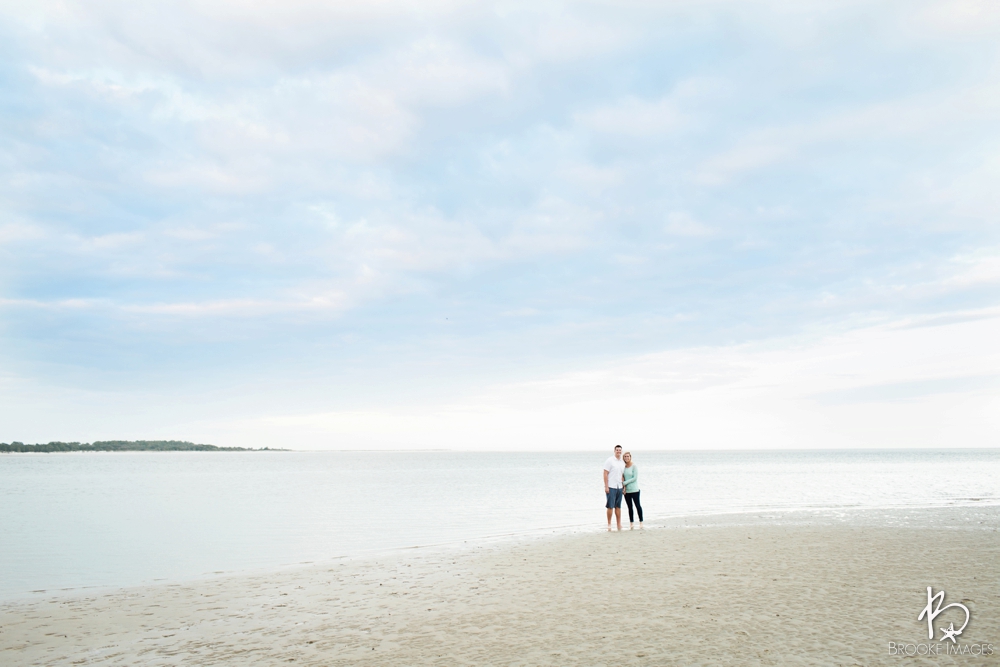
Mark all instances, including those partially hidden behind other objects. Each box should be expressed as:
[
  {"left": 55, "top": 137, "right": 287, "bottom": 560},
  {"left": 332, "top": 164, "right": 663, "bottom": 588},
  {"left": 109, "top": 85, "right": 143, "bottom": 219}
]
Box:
[
  {"left": 3, "top": 506, "right": 998, "bottom": 665},
  {"left": 4, "top": 502, "right": 999, "bottom": 605},
  {"left": 3, "top": 502, "right": 999, "bottom": 605}
]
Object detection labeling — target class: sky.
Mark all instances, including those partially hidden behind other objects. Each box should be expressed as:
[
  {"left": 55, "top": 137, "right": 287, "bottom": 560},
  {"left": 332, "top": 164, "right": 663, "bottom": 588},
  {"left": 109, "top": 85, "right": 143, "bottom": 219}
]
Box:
[{"left": 1, "top": 0, "right": 998, "bottom": 450}]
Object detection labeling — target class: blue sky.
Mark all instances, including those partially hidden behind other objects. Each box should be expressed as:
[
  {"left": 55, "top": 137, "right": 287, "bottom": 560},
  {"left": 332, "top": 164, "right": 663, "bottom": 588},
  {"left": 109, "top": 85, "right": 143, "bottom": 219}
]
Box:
[{"left": 1, "top": 0, "right": 999, "bottom": 449}]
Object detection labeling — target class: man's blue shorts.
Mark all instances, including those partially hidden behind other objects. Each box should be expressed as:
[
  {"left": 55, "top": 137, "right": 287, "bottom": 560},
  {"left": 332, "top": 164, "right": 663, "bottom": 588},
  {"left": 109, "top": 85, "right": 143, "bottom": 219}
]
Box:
[{"left": 606, "top": 487, "right": 623, "bottom": 509}]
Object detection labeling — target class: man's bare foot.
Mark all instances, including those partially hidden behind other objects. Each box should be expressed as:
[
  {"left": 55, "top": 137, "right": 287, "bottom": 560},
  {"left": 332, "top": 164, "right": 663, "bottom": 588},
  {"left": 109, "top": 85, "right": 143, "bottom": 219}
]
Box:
[{"left": 607, "top": 526, "right": 612, "bottom": 531}]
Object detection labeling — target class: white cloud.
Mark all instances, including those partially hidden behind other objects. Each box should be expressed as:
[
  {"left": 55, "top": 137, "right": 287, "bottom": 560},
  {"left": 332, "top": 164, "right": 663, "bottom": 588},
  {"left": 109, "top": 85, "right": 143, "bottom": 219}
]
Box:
[
  {"left": 501, "top": 307, "right": 539, "bottom": 317},
  {"left": 664, "top": 212, "right": 714, "bottom": 237},
  {"left": 694, "top": 81, "right": 1000, "bottom": 185},
  {"left": 695, "top": 142, "right": 792, "bottom": 185},
  {"left": 945, "top": 248, "right": 1000, "bottom": 287},
  {"left": 513, "top": 10, "right": 638, "bottom": 64},
  {"left": 910, "top": 0, "right": 1000, "bottom": 38},
  {"left": 81, "top": 231, "right": 145, "bottom": 250},
  {"left": 0, "top": 221, "right": 48, "bottom": 244},
  {"left": 0, "top": 297, "right": 106, "bottom": 310},
  {"left": 122, "top": 294, "right": 348, "bottom": 317},
  {"left": 383, "top": 38, "right": 511, "bottom": 107},
  {"left": 575, "top": 95, "right": 684, "bottom": 139},
  {"left": 183, "top": 311, "right": 1000, "bottom": 450},
  {"left": 144, "top": 160, "right": 274, "bottom": 194}
]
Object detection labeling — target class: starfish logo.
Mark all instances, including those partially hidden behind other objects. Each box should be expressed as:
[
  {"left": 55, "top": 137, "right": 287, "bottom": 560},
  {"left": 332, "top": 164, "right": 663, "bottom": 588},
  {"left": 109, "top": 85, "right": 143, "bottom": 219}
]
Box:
[{"left": 918, "top": 587, "right": 970, "bottom": 644}]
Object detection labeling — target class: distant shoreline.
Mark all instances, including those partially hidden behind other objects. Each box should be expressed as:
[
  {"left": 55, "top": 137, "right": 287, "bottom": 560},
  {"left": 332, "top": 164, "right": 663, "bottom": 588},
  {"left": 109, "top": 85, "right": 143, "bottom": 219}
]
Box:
[{"left": 0, "top": 440, "right": 284, "bottom": 453}]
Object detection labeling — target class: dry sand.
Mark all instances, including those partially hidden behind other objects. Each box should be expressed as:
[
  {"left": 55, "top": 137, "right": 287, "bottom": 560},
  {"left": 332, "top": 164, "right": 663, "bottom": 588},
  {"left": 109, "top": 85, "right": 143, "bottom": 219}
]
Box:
[{"left": 2, "top": 508, "right": 998, "bottom": 666}]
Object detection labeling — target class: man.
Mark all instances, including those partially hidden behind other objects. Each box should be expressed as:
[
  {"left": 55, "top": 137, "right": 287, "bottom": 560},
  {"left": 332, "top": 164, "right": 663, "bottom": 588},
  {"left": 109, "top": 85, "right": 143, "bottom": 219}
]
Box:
[{"left": 603, "top": 445, "right": 626, "bottom": 531}]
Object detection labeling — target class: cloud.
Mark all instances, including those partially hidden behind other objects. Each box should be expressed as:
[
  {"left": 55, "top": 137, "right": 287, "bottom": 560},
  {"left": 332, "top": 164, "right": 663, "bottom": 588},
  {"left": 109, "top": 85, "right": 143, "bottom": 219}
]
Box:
[
  {"left": 2, "top": 0, "right": 1000, "bottom": 445},
  {"left": 664, "top": 212, "right": 714, "bottom": 238},
  {"left": 575, "top": 95, "right": 685, "bottom": 139},
  {"left": 695, "top": 142, "right": 792, "bottom": 186},
  {"left": 945, "top": 249, "right": 1000, "bottom": 287},
  {"left": 0, "top": 297, "right": 106, "bottom": 310},
  {"left": 123, "top": 295, "right": 349, "bottom": 317},
  {"left": 809, "top": 374, "right": 999, "bottom": 405},
  {"left": 0, "top": 222, "right": 48, "bottom": 244},
  {"left": 170, "top": 311, "right": 1000, "bottom": 450},
  {"left": 910, "top": 0, "right": 1000, "bottom": 38}
]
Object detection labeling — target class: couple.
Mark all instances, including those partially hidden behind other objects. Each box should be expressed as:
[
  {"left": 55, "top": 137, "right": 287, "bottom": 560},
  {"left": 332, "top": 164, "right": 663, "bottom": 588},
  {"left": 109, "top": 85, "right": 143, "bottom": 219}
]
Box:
[{"left": 602, "top": 445, "right": 643, "bottom": 531}]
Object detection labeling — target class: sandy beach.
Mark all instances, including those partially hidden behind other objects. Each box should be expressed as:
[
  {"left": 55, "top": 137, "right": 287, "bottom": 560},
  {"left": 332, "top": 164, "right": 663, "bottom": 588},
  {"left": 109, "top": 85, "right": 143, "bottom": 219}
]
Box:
[{"left": 2, "top": 508, "right": 997, "bottom": 666}]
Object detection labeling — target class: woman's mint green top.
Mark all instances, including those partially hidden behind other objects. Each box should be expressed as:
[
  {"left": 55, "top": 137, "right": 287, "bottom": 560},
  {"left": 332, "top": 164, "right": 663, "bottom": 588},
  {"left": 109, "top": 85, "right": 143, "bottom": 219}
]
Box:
[{"left": 623, "top": 465, "right": 639, "bottom": 493}]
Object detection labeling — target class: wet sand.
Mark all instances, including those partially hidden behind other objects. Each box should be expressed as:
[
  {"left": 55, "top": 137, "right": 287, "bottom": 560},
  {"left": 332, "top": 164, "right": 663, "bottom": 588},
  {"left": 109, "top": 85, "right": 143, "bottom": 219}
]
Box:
[{"left": 2, "top": 508, "right": 998, "bottom": 666}]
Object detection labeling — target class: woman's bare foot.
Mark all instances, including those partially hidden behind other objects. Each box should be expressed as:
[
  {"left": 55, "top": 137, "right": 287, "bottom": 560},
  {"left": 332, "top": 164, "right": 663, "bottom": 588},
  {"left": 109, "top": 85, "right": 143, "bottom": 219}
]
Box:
[
  {"left": 639, "top": 522, "right": 644, "bottom": 529},
  {"left": 629, "top": 523, "right": 634, "bottom": 530}
]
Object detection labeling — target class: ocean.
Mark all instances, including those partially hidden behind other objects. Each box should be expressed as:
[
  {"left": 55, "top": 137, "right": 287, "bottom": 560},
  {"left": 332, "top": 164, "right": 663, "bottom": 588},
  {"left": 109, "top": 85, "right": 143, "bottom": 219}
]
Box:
[{"left": 1, "top": 449, "right": 997, "bottom": 600}]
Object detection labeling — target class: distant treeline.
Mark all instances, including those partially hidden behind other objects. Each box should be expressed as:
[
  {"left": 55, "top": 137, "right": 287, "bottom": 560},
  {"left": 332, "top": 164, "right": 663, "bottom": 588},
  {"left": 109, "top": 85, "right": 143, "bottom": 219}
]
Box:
[{"left": 0, "top": 440, "right": 278, "bottom": 453}]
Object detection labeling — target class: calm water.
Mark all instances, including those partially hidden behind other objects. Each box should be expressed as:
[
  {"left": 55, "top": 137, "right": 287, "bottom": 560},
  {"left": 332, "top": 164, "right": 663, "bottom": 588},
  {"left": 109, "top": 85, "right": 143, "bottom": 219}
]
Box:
[{"left": 1, "top": 449, "right": 997, "bottom": 599}]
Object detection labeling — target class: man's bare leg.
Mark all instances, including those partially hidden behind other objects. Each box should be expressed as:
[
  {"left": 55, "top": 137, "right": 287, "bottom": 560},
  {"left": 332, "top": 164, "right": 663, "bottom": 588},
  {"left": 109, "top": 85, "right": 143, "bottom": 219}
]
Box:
[
  {"left": 607, "top": 507, "right": 613, "bottom": 530},
  {"left": 615, "top": 507, "right": 622, "bottom": 531}
]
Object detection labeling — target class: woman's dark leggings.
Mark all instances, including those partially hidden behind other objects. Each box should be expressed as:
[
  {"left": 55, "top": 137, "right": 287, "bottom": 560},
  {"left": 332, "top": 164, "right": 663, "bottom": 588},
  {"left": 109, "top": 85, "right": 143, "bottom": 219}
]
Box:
[{"left": 624, "top": 491, "right": 643, "bottom": 523}]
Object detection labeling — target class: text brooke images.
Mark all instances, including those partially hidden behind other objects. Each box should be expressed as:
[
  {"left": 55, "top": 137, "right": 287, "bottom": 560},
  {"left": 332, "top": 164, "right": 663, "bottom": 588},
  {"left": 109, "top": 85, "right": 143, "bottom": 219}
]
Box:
[{"left": 889, "top": 642, "right": 995, "bottom": 656}]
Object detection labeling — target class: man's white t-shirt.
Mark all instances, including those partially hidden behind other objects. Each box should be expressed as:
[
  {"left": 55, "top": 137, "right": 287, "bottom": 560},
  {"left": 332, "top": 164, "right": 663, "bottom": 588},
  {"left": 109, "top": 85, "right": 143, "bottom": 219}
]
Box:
[{"left": 604, "top": 456, "right": 625, "bottom": 489}]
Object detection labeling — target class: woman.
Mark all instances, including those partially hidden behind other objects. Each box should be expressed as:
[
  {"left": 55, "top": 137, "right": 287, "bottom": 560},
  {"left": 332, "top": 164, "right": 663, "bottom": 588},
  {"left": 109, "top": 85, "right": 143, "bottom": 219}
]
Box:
[{"left": 622, "top": 451, "right": 643, "bottom": 529}]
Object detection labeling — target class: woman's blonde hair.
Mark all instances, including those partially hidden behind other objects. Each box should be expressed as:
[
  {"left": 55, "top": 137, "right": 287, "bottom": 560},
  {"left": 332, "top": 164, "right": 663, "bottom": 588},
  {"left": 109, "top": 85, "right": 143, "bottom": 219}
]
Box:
[{"left": 623, "top": 451, "right": 632, "bottom": 460}]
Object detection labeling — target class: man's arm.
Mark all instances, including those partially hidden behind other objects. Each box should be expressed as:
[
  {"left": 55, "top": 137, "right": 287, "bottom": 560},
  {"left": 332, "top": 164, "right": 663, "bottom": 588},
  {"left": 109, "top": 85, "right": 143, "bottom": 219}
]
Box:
[{"left": 603, "top": 469, "right": 610, "bottom": 494}]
